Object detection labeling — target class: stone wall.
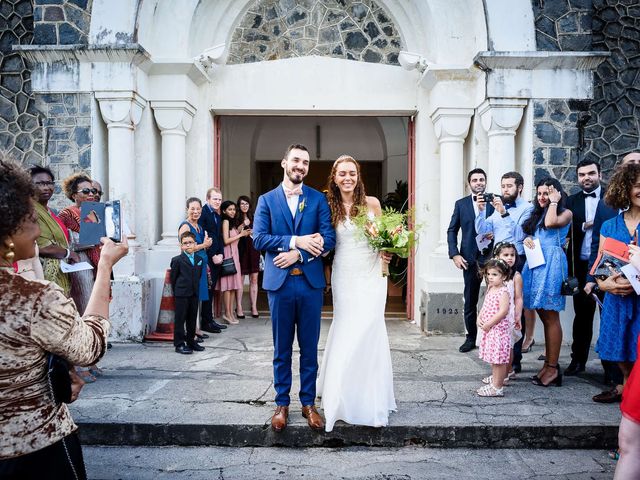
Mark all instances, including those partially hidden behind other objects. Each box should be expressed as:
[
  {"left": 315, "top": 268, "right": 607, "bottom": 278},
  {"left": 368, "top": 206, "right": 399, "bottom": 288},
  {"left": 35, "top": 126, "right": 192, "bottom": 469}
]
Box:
[
  {"left": 531, "top": 0, "right": 640, "bottom": 191},
  {"left": 33, "top": 0, "right": 92, "bottom": 45},
  {"left": 532, "top": 0, "right": 593, "bottom": 51},
  {"left": 228, "top": 0, "right": 402, "bottom": 65},
  {"left": 582, "top": 0, "right": 640, "bottom": 175},
  {"left": 36, "top": 92, "right": 92, "bottom": 207},
  {"left": 0, "top": 0, "right": 44, "bottom": 165}
]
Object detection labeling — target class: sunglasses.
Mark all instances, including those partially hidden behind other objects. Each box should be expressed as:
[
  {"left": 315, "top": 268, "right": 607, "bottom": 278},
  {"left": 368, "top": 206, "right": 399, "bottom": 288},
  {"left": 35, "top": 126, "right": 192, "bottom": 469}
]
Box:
[{"left": 76, "top": 188, "right": 99, "bottom": 195}]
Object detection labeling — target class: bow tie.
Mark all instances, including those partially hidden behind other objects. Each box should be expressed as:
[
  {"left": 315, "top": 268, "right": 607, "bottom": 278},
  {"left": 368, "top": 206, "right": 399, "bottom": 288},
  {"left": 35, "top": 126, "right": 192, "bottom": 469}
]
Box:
[
  {"left": 582, "top": 191, "right": 596, "bottom": 198},
  {"left": 284, "top": 186, "right": 303, "bottom": 198},
  {"left": 504, "top": 203, "right": 515, "bottom": 210}
]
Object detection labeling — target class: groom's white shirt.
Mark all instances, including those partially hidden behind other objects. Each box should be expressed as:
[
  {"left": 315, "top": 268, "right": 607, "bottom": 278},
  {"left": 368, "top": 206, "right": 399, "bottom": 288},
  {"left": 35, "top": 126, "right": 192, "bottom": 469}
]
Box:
[{"left": 282, "top": 182, "right": 302, "bottom": 250}]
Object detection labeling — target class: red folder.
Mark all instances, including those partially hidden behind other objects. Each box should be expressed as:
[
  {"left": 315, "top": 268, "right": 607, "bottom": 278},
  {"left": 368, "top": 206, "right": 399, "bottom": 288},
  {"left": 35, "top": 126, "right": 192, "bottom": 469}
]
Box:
[{"left": 589, "top": 237, "right": 631, "bottom": 277}]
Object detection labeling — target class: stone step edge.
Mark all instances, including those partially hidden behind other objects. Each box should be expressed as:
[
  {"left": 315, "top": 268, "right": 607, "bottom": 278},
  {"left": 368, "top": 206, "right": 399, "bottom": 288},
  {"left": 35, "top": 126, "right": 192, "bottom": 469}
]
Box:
[{"left": 77, "top": 422, "right": 618, "bottom": 449}]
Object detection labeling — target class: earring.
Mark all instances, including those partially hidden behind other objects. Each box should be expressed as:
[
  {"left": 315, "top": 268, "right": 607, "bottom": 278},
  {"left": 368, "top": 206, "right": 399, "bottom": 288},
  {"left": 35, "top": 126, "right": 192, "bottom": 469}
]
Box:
[{"left": 3, "top": 241, "right": 15, "bottom": 262}]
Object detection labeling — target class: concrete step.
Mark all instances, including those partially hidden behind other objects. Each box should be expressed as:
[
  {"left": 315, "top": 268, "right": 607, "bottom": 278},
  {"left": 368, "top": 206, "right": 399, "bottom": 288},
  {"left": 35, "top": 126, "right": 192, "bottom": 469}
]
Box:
[{"left": 74, "top": 320, "right": 620, "bottom": 449}]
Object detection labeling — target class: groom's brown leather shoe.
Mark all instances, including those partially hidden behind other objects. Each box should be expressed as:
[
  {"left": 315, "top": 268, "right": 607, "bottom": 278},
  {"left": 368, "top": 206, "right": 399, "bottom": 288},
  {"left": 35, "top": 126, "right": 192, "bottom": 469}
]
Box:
[
  {"left": 301, "top": 405, "right": 324, "bottom": 430},
  {"left": 271, "top": 406, "right": 289, "bottom": 432}
]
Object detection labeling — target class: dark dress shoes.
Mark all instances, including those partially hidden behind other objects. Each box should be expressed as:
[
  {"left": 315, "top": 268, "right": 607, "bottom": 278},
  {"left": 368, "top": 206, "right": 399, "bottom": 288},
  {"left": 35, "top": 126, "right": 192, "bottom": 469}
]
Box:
[
  {"left": 564, "top": 361, "right": 586, "bottom": 376},
  {"left": 202, "top": 323, "right": 222, "bottom": 334},
  {"left": 197, "top": 333, "right": 209, "bottom": 340},
  {"left": 212, "top": 321, "right": 227, "bottom": 330},
  {"left": 175, "top": 344, "right": 193, "bottom": 355},
  {"left": 188, "top": 343, "right": 205, "bottom": 352},
  {"left": 301, "top": 405, "right": 324, "bottom": 430},
  {"left": 271, "top": 406, "right": 289, "bottom": 432},
  {"left": 593, "top": 388, "right": 622, "bottom": 403},
  {"left": 459, "top": 338, "right": 476, "bottom": 353}
]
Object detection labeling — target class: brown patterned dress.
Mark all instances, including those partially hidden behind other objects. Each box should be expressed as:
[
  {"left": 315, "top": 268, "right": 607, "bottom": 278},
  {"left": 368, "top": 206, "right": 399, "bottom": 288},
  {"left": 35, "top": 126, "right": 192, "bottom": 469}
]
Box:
[{"left": 0, "top": 267, "right": 109, "bottom": 459}]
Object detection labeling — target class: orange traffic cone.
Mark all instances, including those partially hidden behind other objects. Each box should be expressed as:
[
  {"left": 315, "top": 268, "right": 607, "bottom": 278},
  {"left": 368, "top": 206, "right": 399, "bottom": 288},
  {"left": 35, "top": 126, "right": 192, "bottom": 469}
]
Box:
[{"left": 144, "top": 269, "right": 175, "bottom": 342}]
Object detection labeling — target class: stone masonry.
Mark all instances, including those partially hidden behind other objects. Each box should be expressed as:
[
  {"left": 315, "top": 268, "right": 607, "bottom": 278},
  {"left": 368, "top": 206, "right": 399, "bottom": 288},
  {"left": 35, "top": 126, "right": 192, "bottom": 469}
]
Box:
[
  {"left": 228, "top": 0, "right": 402, "bottom": 65},
  {"left": 531, "top": 0, "right": 640, "bottom": 191},
  {"left": 0, "top": 0, "right": 44, "bottom": 166},
  {"left": 33, "top": 0, "right": 92, "bottom": 45}
]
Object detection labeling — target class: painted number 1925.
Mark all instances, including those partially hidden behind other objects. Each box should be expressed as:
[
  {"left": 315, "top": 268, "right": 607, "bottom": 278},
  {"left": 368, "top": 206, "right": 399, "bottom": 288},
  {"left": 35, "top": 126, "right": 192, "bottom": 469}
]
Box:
[{"left": 435, "top": 308, "right": 459, "bottom": 315}]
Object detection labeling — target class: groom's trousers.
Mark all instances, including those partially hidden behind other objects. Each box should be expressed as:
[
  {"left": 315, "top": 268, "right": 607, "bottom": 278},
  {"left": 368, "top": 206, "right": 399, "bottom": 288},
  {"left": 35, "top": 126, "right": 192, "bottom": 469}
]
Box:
[{"left": 268, "top": 274, "right": 323, "bottom": 406}]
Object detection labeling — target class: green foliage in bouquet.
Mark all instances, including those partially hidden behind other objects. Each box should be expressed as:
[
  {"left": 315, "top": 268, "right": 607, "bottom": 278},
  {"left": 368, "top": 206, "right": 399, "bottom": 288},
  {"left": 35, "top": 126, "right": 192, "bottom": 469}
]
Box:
[{"left": 352, "top": 207, "right": 416, "bottom": 257}]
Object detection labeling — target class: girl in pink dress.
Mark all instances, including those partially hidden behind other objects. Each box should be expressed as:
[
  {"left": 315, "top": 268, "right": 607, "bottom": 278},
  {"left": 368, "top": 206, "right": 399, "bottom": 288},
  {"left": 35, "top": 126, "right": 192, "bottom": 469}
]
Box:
[
  {"left": 477, "top": 259, "right": 513, "bottom": 397},
  {"left": 216, "top": 201, "right": 250, "bottom": 324},
  {"left": 491, "top": 242, "right": 523, "bottom": 384}
]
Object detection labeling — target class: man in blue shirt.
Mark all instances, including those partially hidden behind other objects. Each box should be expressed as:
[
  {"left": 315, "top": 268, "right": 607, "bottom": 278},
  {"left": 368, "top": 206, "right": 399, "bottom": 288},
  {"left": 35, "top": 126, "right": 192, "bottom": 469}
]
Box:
[
  {"left": 475, "top": 171, "right": 533, "bottom": 266},
  {"left": 475, "top": 171, "right": 533, "bottom": 372}
]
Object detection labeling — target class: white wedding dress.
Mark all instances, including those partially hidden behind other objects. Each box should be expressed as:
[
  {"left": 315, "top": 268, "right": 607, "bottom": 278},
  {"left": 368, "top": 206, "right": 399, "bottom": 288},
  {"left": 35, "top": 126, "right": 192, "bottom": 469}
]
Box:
[{"left": 317, "top": 213, "right": 396, "bottom": 432}]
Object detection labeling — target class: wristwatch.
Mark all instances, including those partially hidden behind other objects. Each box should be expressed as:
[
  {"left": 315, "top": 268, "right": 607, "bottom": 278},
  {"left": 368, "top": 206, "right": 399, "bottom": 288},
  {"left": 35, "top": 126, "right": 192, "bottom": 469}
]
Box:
[{"left": 501, "top": 211, "right": 510, "bottom": 218}]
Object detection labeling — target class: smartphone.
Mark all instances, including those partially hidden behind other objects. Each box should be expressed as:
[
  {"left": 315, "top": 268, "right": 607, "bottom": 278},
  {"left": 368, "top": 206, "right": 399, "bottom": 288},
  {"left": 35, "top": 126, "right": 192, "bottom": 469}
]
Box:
[{"left": 105, "top": 200, "right": 122, "bottom": 243}]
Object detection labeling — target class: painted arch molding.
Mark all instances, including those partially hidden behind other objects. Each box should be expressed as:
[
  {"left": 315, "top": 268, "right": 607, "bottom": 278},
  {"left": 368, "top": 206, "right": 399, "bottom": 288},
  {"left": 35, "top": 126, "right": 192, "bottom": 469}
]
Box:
[{"left": 89, "top": 0, "right": 536, "bottom": 66}]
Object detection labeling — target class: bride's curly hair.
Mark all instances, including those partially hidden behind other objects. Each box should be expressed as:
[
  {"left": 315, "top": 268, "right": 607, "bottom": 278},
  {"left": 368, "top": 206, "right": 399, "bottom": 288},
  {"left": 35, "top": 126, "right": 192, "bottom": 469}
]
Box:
[{"left": 326, "top": 155, "right": 367, "bottom": 227}]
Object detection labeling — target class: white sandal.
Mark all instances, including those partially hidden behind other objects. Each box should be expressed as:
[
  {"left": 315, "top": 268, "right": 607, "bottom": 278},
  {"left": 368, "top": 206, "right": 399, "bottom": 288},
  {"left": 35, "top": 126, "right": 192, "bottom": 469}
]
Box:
[
  {"left": 477, "top": 384, "right": 504, "bottom": 397},
  {"left": 482, "top": 375, "right": 509, "bottom": 385}
]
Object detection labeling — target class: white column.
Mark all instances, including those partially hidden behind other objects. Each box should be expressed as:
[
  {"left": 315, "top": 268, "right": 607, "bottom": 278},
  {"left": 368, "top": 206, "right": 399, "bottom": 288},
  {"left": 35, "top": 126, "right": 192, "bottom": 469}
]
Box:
[
  {"left": 479, "top": 98, "right": 527, "bottom": 192},
  {"left": 150, "top": 101, "right": 196, "bottom": 246},
  {"left": 95, "top": 91, "right": 146, "bottom": 238},
  {"left": 431, "top": 108, "right": 473, "bottom": 254}
]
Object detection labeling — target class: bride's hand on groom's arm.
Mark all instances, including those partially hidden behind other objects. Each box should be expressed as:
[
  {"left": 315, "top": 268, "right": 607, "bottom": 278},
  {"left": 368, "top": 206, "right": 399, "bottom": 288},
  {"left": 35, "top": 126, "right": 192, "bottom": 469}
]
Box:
[
  {"left": 273, "top": 250, "right": 300, "bottom": 268},
  {"left": 295, "top": 234, "right": 324, "bottom": 257}
]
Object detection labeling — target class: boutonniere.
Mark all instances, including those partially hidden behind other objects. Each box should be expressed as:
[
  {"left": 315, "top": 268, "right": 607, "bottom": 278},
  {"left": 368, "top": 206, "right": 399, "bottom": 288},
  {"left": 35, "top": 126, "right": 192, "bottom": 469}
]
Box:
[{"left": 299, "top": 199, "right": 305, "bottom": 213}]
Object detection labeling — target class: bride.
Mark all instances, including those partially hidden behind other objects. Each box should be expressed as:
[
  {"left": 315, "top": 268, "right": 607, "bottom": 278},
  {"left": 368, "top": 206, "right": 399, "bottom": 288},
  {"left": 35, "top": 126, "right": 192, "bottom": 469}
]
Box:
[{"left": 317, "top": 155, "right": 397, "bottom": 432}]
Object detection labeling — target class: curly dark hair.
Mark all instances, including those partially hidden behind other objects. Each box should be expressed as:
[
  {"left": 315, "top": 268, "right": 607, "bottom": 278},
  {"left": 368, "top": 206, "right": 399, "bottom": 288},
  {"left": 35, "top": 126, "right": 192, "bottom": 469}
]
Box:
[
  {"left": 326, "top": 155, "right": 367, "bottom": 227},
  {"left": 604, "top": 163, "right": 640, "bottom": 210},
  {"left": 61, "top": 172, "right": 92, "bottom": 201},
  {"left": 481, "top": 258, "right": 511, "bottom": 283},
  {"left": 522, "top": 177, "right": 568, "bottom": 236},
  {"left": 29, "top": 165, "right": 54, "bottom": 181},
  {"left": 0, "top": 158, "right": 36, "bottom": 243}
]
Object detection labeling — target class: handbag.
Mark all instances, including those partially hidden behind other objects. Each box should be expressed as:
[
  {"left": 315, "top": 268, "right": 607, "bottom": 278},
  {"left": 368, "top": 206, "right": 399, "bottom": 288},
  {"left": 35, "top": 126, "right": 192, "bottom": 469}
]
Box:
[
  {"left": 220, "top": 257, "right": 237, "bottom": 276},
  {"left": 46, "top": 354, "right": 72, "bottom": 404},
  {"left": 561, "top": 223, "right": 580, "bottom": 296}
]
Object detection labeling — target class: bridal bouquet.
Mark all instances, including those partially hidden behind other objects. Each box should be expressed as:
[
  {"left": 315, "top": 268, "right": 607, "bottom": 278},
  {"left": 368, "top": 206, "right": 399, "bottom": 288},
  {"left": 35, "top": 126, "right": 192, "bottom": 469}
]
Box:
[{"left": 352, "top": 207, "right": 418, "bottom": 277}]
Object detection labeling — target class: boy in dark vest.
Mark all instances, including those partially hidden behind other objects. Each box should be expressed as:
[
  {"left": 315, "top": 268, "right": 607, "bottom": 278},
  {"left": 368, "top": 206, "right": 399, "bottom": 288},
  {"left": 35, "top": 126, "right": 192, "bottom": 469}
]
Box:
[{"left": 170, "top": 231, "right": 205, "bottom": 354}]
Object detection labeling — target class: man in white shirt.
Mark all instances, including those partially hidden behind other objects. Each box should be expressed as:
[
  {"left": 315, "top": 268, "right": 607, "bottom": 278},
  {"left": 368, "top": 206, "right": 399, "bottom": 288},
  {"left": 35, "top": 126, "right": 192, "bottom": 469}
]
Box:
[{"left": 565, "top": 159, "right": 604, "bottom": 376}]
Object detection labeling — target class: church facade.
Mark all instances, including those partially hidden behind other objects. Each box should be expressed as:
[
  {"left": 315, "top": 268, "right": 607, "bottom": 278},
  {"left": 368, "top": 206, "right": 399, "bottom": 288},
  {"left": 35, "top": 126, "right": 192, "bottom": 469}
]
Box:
[{"left": 1, "top": 0, "right": 638, "bottom": 340}]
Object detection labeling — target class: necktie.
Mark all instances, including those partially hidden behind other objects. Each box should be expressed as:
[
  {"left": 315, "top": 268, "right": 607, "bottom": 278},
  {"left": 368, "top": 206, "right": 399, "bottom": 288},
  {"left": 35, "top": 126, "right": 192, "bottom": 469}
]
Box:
[
  {"left": 284, "top": 186, "right": 303, "bottom": 198},
  {"left": 583, "top": 191, "right": 596, "bottom": 198}
]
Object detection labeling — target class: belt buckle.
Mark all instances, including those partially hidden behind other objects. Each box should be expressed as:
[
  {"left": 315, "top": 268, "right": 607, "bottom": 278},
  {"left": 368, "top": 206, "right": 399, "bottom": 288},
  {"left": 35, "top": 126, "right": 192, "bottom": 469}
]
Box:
[{"left": 290, "top": 267, "right": 303, "bottom": 276}]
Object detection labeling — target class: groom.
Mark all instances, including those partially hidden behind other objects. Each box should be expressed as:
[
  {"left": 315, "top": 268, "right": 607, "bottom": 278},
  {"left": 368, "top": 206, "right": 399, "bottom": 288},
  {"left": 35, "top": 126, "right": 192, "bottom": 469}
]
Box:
[{"left": 253, "top": 144, "right": 335, "bottom": 432}]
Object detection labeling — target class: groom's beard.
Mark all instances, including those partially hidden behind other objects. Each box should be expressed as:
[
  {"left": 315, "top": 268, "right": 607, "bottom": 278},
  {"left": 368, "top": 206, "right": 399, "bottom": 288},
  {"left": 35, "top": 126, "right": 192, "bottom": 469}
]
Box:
[{"left": 286, "top": 167, "right": 306, "bottom": 185}]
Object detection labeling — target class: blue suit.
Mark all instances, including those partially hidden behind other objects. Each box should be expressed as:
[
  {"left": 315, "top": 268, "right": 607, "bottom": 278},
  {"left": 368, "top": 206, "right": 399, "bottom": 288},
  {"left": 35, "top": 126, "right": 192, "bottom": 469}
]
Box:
[{"left": 253, "top": 184, "right": 335, "bottom": 406}]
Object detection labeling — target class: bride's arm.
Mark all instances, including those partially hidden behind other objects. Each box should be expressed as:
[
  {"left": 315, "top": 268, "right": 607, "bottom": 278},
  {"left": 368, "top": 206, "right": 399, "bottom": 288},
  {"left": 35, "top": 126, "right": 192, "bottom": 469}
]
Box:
[
  {"left": 366, "top": 197, "right": 392, "bottom": 264},
  {"left": 367, "top": 196, "right": 383, "bottom": 217}
]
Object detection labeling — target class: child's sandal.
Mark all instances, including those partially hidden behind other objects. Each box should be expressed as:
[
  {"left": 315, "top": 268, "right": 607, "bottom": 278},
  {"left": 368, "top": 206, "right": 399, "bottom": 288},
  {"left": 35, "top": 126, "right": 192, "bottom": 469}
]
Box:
[
  {"left": 477, "top": 384, "right": 504, "bottom": 397},
  {"left": 482, "top": 375, "right": 509, "bottom": 385}
]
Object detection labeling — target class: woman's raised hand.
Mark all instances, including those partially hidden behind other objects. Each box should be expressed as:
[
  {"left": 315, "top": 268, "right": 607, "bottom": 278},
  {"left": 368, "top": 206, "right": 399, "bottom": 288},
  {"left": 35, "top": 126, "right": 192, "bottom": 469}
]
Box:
[
  {"left": 99, "top": 235, "right": 129, "bottom": 267},
  {"left": 547, "top": 185, "right": 561, "bottom": 203},
  {"left": 203, "top": 231, "right": 213, "bottom": 248},
  {"left": 524, "top": 237, "right": 536, "bottom": 249}
]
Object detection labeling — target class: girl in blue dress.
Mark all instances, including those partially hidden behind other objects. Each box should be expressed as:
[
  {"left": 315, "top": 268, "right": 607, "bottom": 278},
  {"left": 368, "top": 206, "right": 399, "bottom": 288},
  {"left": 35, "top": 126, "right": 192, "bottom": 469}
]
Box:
[
  {"left": 595, "top": 162, "right": 640, "bottom": 400},
  {"left": 521, "top": 178, "right": 572, "bottom": 387},
  {"left": 178, "top": 197, "right": 213, "bottom": 340}
]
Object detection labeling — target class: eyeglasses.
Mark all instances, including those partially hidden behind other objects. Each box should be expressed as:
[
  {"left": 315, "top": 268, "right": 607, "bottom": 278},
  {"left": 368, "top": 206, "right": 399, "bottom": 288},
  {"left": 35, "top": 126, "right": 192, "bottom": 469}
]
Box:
[
  {"left": 94, "top": 191, "right": 103, "bottom": 197},
  {"left": 76, "top": 188, "right": 99, "bottom": 195},
  {"left": 34, "top": 181, "right": 55, "bottom": 187}
]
